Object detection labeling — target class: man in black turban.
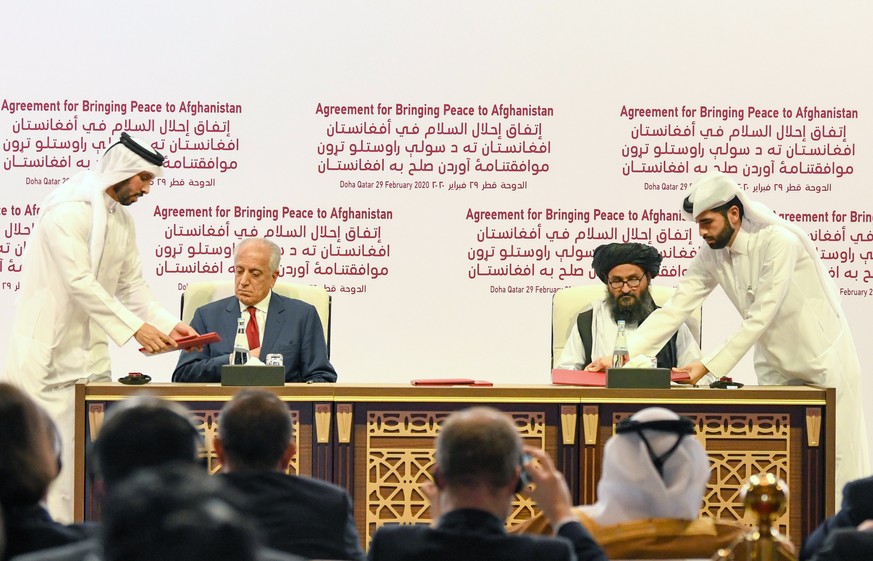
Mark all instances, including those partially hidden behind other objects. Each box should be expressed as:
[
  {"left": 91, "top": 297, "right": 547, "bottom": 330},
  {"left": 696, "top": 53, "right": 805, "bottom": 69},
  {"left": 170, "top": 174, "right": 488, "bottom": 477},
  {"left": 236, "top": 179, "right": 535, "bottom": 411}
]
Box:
[
  {"left": 591, "top": 243, "right": 663, "bottom": 284},
  {"left": 554, "top": 243, "right": 702, "bottom": 374}
]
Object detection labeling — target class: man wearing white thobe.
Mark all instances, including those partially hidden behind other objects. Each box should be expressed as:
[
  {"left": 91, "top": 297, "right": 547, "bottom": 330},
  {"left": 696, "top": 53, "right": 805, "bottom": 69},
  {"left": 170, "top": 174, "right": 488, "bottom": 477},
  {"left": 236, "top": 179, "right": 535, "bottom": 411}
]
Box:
[
  {"left": 627, "top": 171, "right": 869, "bottom": 500},
  {"left": 3, "top": 134, "right": 197, "bottom": 521}
]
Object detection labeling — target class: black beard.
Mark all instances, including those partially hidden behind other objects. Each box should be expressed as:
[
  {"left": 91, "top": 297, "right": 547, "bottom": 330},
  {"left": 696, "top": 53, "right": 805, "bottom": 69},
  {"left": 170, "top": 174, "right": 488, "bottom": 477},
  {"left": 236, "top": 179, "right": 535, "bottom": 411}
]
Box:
[
  {"left": 705, "top": 220, "right": 735, "bottom": 249},
  {"left": 607, "top": 289, "right": 656, "bottom": 326}
]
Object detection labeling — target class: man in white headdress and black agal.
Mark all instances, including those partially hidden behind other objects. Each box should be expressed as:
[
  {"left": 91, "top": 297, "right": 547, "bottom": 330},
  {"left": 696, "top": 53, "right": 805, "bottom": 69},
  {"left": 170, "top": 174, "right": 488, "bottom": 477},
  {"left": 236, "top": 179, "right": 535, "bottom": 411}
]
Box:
[
  {"left": 3, "top": 133, "right": 199, "bottom": 521},
  {"left": 515, "top": 407, "right": 746, "bottom": 559},
  {"left": 626, "top": 170, "right": 869, "bottom": 497}
]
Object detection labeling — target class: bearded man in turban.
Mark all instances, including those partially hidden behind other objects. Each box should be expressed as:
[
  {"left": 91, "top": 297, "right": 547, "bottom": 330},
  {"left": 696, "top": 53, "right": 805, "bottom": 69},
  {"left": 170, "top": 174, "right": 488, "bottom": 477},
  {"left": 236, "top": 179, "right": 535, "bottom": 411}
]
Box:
[
  {"left": 626, "top": 170, "right": 868, "bottom": 498},
  {"left": 554, "top": 242, "right": 703, "bottom": 374}
]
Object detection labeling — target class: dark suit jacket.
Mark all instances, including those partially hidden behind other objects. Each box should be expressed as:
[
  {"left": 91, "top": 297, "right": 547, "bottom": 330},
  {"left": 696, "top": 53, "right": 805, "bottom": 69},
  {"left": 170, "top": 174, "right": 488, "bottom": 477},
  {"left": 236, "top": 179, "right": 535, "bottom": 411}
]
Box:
[
  {"left": 811, "top": 528, "right": 873, "bottom": 561},
  {"left": 172, "top": 292, "right": 337, "bottom": 383},
  {"left": 367, "top": 508, "right": 607, "bottom": 561},
  {"left": 221, "top": 471, "right": 364, "bottom": 561},
  {"left": 9, "top": 537, "right": 306, "bottom": 561},
  {"left": 801, "top": 475, "right": 873, "bottom": 560},
  {"left": 1, "top": 504, "right": 91, "bottom": 561}
]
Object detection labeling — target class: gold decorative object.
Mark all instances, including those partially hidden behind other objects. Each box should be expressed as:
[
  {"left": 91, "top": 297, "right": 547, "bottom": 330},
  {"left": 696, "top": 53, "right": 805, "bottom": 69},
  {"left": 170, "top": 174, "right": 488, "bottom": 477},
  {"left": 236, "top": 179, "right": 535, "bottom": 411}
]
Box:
[
  {"left": 315, "top": 404, "right": 331, "bottom": 444},
  {"left": 711, "top": 473, "right": 797, "bottom": 561},
  {"left": 582, "top": 406, "right": 598, "bottom": 445},
  {"left": 561, "top": 405, "right": 577, "bottom": 445},
  {"left": 87, "top": 403, "right": 105, "bottom": 442},
  {"left": 805, "top": 408, "right": 821, "bottom": 447},
  {"left": 337, "top": 403, "right": 353, "bottom": 444}
]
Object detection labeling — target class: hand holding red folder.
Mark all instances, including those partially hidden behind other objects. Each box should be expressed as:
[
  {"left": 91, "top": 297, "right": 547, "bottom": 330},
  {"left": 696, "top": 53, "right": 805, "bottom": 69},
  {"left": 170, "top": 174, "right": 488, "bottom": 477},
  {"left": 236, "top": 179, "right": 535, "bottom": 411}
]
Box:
[{"left": 139, "top": 332, "right": 221, "bottom": 356}]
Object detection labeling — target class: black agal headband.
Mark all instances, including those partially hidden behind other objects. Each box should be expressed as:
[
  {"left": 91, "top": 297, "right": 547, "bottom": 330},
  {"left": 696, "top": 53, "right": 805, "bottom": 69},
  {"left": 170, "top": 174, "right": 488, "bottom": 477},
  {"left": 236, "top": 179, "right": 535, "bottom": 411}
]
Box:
[
  {"left": 105, "top": 132, "right": 165, "bottom": 166},
  {"left": 616, "top": 416, "right": 695, "bottom": 477}
]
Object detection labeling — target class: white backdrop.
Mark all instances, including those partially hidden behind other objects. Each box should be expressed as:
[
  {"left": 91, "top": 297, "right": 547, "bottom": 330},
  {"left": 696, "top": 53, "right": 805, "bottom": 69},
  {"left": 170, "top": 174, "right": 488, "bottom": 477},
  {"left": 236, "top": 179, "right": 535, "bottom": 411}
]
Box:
[{"left": 2, "top": 1, "right": 872, "bottom": 463}]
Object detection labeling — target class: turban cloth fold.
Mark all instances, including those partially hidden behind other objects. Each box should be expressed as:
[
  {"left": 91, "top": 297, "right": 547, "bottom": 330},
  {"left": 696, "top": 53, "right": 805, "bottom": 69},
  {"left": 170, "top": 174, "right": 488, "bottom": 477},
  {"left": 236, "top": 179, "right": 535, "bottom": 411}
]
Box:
[{"left": 591, "top": 243, "right": 663, "bottom": 283}]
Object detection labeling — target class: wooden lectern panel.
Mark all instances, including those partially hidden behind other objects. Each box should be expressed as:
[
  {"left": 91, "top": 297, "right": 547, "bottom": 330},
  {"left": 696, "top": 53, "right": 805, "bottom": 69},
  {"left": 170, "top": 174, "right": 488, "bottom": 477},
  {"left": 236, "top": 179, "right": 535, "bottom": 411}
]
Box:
[{"left": 75, "top": 382, "right": 834, "bottom": 548}]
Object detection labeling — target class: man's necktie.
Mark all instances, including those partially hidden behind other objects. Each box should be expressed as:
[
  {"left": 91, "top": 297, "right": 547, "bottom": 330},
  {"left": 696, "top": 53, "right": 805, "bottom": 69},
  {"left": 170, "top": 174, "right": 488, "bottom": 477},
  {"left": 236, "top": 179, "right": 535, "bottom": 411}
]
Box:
[{"left": 246, "top": 306, "right": 260, "bottom": 350}]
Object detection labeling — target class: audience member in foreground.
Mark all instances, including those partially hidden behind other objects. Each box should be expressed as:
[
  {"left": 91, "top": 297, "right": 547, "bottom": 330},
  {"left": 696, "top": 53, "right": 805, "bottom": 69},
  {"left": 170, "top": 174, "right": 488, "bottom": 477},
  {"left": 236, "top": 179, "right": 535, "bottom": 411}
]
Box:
[
  {"left": 11, "top": 396, "right": 300, "bottom": 561},
  {"left": 0, "top": 383, "right": 89, "bottom": 560},
  {"left": 102, "top": 464, "right": 297, "bottom": 561},
  {"left": 801, "top": 474, "right": 873, "bottom": 560},
  {"left": 216, "top": 389, "right": 363, "bottom": 560},
  {"left": 367, "top": 406, "right": 607, "bottom": 561},
  {"left": 809, "top": 523, "right": 873, "bottom": 561},
  {"left": 515, "top": 406, "right": 745, "bottom": 559}
]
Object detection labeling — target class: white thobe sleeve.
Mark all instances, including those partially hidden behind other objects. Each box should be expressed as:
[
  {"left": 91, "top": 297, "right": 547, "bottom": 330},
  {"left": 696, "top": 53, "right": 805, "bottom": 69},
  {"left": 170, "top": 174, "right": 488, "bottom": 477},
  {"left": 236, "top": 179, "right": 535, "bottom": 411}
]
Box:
[
  {"left": 555, "top": 323, "right": 586, "bottom": 370},
  {"left": 703, "top": 229, "right": 798, "bottom": 376},
  {"left": 628, "top": 255, "right": 717, "bottom": 362},
  {"left": 675, "top": 323, "right": 702, "bottom": 366},
  {"left": 42, "top": 208, "right": 145, "bottom": 346},
  {"left": 113, "top": 220, "right": 179, "bottom": 335}
]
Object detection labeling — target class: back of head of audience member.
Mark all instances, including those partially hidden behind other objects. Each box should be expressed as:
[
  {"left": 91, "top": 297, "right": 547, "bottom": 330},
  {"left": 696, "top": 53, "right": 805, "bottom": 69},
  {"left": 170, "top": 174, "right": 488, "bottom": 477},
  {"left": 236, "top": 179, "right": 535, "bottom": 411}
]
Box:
[
  {"left": 434, "top": 406, "right": 524, "bottom": 517},
  {"left": 91, "top": 395, "right": 202, "bottom": 491},
  {"left": 0, "top": 382, "right": 58, "bottom": 510},
  {"left": 215, "top": 389, "right": 295, "bottom": 473},
  {"left": 584, "top": 406, "right": 709, "bottom": 525},
  {"left": 101, "top": 463, "right": 258, "bottom": 561}
]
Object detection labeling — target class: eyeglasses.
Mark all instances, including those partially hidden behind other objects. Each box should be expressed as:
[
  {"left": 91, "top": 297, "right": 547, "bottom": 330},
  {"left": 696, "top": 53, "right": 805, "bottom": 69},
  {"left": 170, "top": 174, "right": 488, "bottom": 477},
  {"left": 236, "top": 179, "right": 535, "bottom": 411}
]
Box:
[{"left": 608, "top": 277, "right": 642, "bottom": 290}]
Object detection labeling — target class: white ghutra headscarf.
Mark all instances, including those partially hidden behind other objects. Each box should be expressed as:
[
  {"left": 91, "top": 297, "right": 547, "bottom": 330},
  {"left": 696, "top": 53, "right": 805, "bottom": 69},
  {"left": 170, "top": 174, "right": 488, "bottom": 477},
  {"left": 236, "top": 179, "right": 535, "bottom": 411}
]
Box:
[
  {"left": 38, "top": 134, "right": 164, "bottom": 273},
  {"left": 682, "top": 171, "right": 841, "bottom": 316},
  {"left": 577, "top": 407, "right": 710, "bottom": 525}
]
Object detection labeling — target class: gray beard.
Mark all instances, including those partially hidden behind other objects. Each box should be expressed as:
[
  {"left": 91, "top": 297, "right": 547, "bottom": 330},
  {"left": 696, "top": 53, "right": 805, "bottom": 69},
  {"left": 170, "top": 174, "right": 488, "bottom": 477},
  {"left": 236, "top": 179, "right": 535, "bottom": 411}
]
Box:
[{"left": 607, "top": 289, "right": 657, "bottom": 327}]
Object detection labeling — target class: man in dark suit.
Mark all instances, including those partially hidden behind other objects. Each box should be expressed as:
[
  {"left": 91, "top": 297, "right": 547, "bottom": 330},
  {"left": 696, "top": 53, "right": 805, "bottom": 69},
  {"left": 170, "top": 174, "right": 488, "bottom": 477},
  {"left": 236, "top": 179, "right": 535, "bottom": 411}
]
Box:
[
  {"left": 367, "top": 406, "right": 607, "bottom": 561},
  {"left": 12, "top": 396, "right": 302, "bottom": 561},
  {"left": 215, "top": 389, "right": 364, "bottom": 561},
  {"left": 802, "top": 475, "right": 873, "bottom": 560},
  {"left": 172, "top": 237, "right": 337, "bottom": 383}
]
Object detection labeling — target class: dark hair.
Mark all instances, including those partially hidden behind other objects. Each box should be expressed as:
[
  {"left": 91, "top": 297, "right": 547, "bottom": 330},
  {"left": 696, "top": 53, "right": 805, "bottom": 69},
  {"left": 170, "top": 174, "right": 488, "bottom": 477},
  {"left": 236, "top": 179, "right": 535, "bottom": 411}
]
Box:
[
  {"left": 0, "top": 383, "right": 57, "bottom": 508},
  {"left": 102, "top": 464, "right": 257, "bottom": 561},
  {"left": 711, "top": 196, "right": 744, "bottom": 220},
  {"left": 218, "top": 390, "right": 293, "bottom": 471},
  {"left": 91, "top": 396, "right": 201, "bottom": 489},
  {"left": 683, "top": 194, "right": 744, "bottom": 220},
  {"left": 436, "top": 406, "right": 521, "bottom": 490}
]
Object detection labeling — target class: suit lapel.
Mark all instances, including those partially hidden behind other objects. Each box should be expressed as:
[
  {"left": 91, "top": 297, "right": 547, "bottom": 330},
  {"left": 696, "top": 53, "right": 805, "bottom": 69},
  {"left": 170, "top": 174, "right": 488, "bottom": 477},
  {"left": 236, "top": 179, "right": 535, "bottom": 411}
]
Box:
[
  {"left": 261, "top": 293, "right": 286, "bottom": 352},
  {"left": 221, "top": 299, "right": 242, "bottom": 352}
]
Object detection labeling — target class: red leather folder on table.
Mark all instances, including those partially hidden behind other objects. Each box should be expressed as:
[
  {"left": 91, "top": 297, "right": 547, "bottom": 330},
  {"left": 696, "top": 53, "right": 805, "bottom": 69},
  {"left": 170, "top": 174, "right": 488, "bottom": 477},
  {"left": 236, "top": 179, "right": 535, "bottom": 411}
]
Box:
[
  {"left": 139, "top": 332, "right": 221, "bottom": 355},
  {"left": 411, "top": 378, "right": 494, "bottom": 387},
  {"left": 550, "top": 368, "right": 691, "bottom": 386}
]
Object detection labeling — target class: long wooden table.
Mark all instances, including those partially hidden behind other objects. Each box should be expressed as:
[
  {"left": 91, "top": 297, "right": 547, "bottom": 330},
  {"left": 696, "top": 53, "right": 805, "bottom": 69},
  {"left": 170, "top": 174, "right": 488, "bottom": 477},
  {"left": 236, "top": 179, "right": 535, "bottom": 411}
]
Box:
[{"left": 74, "top": 381, "right": 835, "bottom": 547}]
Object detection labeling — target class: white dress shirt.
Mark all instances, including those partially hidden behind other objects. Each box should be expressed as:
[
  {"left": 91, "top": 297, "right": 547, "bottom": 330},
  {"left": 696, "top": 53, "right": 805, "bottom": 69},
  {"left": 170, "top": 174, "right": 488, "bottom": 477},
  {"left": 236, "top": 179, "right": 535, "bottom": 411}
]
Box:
[{"left": 556, "top": 299, "right": 702, "bottom": 372}]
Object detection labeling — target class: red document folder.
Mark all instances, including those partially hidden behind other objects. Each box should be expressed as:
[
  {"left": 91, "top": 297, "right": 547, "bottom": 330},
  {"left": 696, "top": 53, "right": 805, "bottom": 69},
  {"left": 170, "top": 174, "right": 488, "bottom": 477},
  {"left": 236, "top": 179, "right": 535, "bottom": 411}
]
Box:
[
  {"left": 411, "top": 378, "right": 494, "bottom": 387},
  {"left": 550, "top": 369, "right": 691, "bottom": 386},
  {"left": 139, "top": 332, "right": 221, "bottom": 355}
]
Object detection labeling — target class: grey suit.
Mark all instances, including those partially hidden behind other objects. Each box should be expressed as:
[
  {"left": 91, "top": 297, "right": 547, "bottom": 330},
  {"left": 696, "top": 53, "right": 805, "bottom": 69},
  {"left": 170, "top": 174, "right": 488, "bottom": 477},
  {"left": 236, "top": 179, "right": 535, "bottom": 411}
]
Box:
[{"left": 172, "top": 292, "right": 337, "bottom": 383}]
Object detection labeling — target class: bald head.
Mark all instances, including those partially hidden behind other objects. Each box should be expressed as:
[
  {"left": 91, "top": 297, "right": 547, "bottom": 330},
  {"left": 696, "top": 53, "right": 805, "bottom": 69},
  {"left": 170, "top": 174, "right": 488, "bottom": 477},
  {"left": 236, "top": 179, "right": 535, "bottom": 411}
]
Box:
[{"left": 436, "top": 407, "right": 522, "bottom": 490}]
